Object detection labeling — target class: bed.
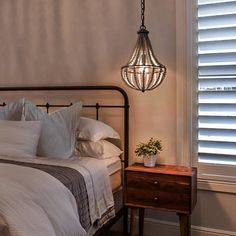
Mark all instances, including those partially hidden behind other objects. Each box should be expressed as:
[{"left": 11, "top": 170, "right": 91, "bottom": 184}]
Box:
[{"left": 0, "top": 85, "right": 129, "bottom": 236}]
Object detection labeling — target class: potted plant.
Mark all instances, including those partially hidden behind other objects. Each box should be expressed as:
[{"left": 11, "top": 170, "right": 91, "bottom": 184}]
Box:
[{"left": 135, "top": 137, "right": 163, "bottom": 167}]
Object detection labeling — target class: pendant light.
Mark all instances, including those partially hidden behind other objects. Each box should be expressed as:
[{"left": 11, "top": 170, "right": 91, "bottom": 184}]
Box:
[{"left": 121, "top": 0, "right": 166, "bottom": 92}]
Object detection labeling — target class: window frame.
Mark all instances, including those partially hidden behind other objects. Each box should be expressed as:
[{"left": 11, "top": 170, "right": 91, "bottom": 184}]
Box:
[{"left": 176, "top": 0, "right": 236, "bottom": 193}]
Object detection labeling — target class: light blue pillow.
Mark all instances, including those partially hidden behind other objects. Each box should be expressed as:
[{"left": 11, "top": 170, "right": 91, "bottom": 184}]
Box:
[
  {"left": 0, "top": 98, "right": 24, "bottom": 120},
  {"left": 23, "top": 100, "right": 82, "bottom": 159}
]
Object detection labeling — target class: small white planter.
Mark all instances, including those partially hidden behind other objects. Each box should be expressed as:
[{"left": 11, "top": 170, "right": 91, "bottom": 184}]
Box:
[{"left": 143, "top": 155, "right": 157, "bottom": 167}]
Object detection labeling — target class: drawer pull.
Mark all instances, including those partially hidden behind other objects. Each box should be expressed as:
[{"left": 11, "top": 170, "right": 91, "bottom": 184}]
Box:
[
  {"left": 154, "top": 197, "right": 158, "bottom": 201},
  {"left": 154, "top": 181, "right": 159, "bottom": 185}
]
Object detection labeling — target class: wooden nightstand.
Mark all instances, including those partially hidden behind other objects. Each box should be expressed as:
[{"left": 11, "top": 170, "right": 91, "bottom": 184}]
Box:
[{"left": 124, "top": 163, "right": 197, "bottom": 236}]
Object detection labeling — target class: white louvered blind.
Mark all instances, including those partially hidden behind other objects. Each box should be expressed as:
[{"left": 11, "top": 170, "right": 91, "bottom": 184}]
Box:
[{"left": 197, "top": 0, "right": 236, "bottom": 166}]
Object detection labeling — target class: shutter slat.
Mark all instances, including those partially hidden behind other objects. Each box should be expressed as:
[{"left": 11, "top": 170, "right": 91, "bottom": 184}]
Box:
[
  {"left": 198, "top": 14, "right": 236, "bottom": 30},
  {"left": 198, "top": 27, "right": 236, "bottom": 42},
  {"left": 198, "top": 40, "right": 236, "bottom": 54},
  {"left": 198, "top": 52, "right": 236, "bottom": 66},
  {"left": 199, "top": 141, "right": 236, "bottom": 155},
  {"left": 198, "top": 78, "right": 236, "bottom": 92},
  {"left": 199, "top": 65, "right": 236, "bottom": 76},
  {"left": 199, "top": 104, "right": 236, "bottom": 116},
  {"left": 199, "top": 117, "right": 236, "bottom": 130},
  {"left": 199, "top": 75, "right": 236, "bottom": 79},
  {"left": 199, "top": 0, "right": 236, "bottom": 6},
  {"left": 199, "top": 154, "right": 236, "bottom": 166},
  {"left": 198, "top": 2, "right": 236, "bottom": 17},
  {"left": 199, "top": 129, "right": 236, "bottom": 142},
  {"left": 199, "top": 92, "right": 236, "bottom": 104}
]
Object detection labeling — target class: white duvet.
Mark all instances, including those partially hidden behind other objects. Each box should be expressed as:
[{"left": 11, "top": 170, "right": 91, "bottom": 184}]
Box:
[{"left": 0, "top": 156, "right": 114, "bottom": 236}]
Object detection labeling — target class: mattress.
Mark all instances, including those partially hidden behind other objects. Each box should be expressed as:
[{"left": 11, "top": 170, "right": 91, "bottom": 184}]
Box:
[
  {"left": 100, "top": 157, "right": 122, "bottom": 192},
  {"left": 101, "top": 156, "right": 122, "bottom": 175}
]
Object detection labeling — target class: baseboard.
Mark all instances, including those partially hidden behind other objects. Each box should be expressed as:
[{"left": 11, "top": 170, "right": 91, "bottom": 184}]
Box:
[{"left": 143, "top": 217, "right": 236, "bottom": 236}]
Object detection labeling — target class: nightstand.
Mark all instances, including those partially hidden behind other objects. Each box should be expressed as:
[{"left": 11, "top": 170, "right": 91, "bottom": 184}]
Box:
[{"left": 124, "top": 163, "right": 197, "bottom": 236}]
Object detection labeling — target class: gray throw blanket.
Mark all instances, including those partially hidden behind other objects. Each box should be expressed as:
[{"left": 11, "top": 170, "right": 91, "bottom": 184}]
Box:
[{"left": 0, "top": 158, "right": 91, "bottom": 231}]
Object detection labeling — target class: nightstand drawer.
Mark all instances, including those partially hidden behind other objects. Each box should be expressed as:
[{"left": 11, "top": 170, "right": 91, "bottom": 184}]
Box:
[{"left": 125, "top": 171, "right": 191, "bottom": 212}]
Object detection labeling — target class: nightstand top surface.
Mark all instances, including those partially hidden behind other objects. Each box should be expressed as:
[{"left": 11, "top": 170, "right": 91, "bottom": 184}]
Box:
[{"left": 126, "top": 163, "right": 196, "bottom": 177}]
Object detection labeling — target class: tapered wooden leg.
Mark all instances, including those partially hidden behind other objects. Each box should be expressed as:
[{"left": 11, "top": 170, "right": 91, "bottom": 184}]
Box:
[
  {"left": 177, "top": 213, "right": 191, "bottom": 236},
  {"left": 130, "top": 208, "right": 138, "bottom": 236},
  {"left": 139, "top": 208, "right": 145, "bottom": 236}
]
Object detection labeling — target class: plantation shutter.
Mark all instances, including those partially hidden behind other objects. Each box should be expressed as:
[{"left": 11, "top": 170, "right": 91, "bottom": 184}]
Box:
[{"left": 197, "top": 0, "right": 236, "bottom": 166}]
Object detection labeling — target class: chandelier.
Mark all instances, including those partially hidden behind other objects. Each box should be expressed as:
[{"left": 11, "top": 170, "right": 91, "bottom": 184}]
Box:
[{"left": 121, "top": 0, "right": 166, "bottom": 92}]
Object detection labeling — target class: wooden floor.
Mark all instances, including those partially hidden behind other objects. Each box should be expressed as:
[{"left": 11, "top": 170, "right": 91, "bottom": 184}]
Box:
[
  {"left": 108, "top": 232, "right": 121, "bottom": 236},
  {"left": 108, "top": 231, "right": 126, "bottom": 236},
  {"left": 108, "top": 227, "right": 127, "bottom": 236},
  {"left": 107, "top": 219, "right": 128, "bottom": 235}
]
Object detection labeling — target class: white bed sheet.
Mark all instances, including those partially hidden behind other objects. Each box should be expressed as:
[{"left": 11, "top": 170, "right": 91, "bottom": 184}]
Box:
[
  {"left": 100, "top": 156, "right": 122, "bottom": 176},
  {"left": 0, "top": 155, "right": 115, "bottom": 236},
  {"left": 0, "top": 162, "right": 86, "bottom": 236}
]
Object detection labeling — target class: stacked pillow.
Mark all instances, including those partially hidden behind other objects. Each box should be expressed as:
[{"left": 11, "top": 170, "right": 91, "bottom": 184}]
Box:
[
  {"left": 0, "top": 120, "right": 42, "bottom": 158},
  {"left": 0, "top": 98, "right": 122, "bottom": 160},
  {"left": 0, "top": 98, "right": 24, "bottom": 120},
  {"left": 0, "top": 99, "right": 42, "bottom": 158},
  {"left": 23, "top": 100, "right": 83, "bottom": 159},
  {"left": 75, "top": 117, "right": 122, "bottom": 159}
]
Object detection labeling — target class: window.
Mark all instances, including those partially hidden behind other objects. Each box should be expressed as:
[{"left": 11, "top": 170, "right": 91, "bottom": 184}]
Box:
[{"left": 196, "top": 0, "right": 236, "bottom": 182}]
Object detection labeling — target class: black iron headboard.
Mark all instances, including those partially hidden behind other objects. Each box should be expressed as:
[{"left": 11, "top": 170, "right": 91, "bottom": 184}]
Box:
[{"left": 0, "top": 85, "right": 130, "bottom": 168}]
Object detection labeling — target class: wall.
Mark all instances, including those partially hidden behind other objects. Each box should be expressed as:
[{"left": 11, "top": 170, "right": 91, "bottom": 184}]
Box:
[
  {"left": 0, "top": 0, "right": 176, "bottom": 164},
  {"left": 0, "top": 0, "right": 235, "bottom": 235}
]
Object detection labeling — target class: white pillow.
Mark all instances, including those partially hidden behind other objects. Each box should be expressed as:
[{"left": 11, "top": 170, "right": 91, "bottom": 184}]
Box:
[
  {"left": 77, "top": 117, "right": 120, "bottom": 142},
  {"left": 24, "top": 100, "right": 82, "bottom": 159},
  {"left": 75, "top": 140, "right": 123, "bottom": 159},
  {"left": 0, "top": 120, "right": 42, "bottom": 158},
  {"left": 0, "top": 98, "right": 24, "bottom": 120}
]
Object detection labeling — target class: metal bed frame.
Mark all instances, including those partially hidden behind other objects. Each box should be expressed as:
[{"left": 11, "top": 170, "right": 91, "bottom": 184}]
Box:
[{"left": 0, "top": 85, "right": 129, "bottom": 235}]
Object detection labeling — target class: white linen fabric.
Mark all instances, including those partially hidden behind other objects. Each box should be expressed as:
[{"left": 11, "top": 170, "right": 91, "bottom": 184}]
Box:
[
  {"left": 0, "top": 99, "right": 24, "bottom": 120},
  {"left": 0, "top": 120, "right": 42, "bottom": 158},
  {"left": 100, "top": 156, "right": 122, "bottom": 175},
  {"left": 77, "top": 117, "right": 120, "bottom": 142},
  {"left": 75, "top": 140, "right": 122, "bottom": 159},
  {"left": 0, "top": 162, "right": 86, "bottom": 236},
  {"left": 0, "top": 155, "right": 114, "bottom": 236},
  {"left": 24, "top": 100, "right": 82, "bottom": 159}
]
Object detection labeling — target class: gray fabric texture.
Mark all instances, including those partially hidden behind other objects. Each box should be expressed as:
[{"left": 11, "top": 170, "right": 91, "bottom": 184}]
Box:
[{"left": 0, "top": 158, "right": 91, "bottom": 231}]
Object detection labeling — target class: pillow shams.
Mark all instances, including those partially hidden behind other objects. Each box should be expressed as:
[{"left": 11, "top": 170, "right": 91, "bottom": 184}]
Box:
[
  {"left": 0, "top": 98, "right": 24, "bottom": 120},
  {"left": 75, "top": 140, "right": 123, "bottom": 159},
  {"left": 77, "top": 117, "right": 120, "bottom": 142},
  {"left": 24, "top": 100, "right": 82, "bottom": 159},
  {"left": 0, "top": 120, "right": 42, "bottom": 158}
]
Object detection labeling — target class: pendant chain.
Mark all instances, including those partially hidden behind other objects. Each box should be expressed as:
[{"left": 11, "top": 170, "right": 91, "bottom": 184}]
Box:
[{"left": 140, "top": 0, "right": 146, "bottom": 29}]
